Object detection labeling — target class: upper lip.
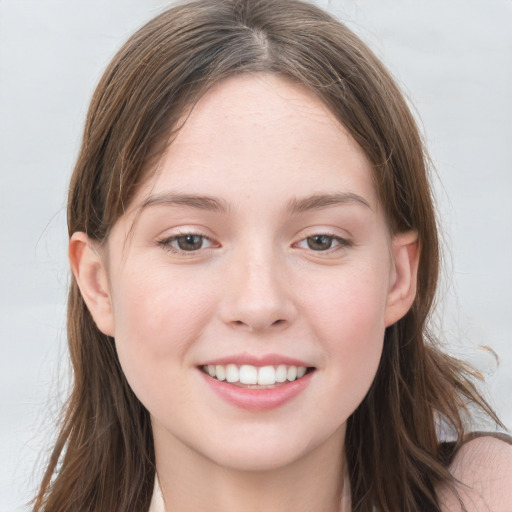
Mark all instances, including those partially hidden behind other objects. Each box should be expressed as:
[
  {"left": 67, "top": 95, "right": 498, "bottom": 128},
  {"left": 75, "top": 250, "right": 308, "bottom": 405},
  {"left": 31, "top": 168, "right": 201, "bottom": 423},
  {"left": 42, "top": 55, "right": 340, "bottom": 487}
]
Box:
[{"left": 198, "top": 353, "right": 314, "bottom": 368}]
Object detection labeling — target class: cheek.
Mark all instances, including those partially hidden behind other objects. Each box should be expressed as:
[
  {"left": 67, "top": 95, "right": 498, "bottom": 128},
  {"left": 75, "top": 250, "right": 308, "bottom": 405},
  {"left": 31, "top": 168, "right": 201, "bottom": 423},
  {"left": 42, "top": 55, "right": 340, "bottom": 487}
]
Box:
[
  {"left": 109, "top": 264, "right": 218, "bottom": 393},
  {"left": 300, "top": 263, "right": 388, "bottom": 403},
  {"left": 303, "top": 259, "right": 389, "bottom": 339},
  {"left": 113, "top": 263, "right": 215, "bottom": 340}
]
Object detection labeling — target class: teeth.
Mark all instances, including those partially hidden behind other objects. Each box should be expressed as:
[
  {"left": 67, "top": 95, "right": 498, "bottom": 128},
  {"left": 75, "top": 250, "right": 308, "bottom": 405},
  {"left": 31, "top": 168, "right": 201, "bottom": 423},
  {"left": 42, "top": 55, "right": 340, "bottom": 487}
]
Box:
[
  {"left": 275, "top": 365, "right": 287, "bottom": 383},
  {"left": 239, "top": 365, "right": 258, "bottom": 385},
  {"left": 257, "top": 366, "right": 275, "bottom": 386},
  {"left": 287, "top": 366, "right": 297, "bottom": 381},
  {"left": 203, "top": 363, "right": 309, "bottom": 385},
  {"left": 226, "top": 364, "right": 239, "bottom": 383},
  {"left": 215, "top": 365, "right": 226, "bottom": 381}
]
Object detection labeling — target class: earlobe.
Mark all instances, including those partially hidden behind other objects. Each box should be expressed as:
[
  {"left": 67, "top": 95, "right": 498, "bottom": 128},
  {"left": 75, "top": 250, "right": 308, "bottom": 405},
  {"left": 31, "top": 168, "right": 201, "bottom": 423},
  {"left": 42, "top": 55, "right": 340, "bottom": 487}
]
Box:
[
  {"left": 69, "top": 232, "right": 115, "bottom": 337},
  {"left": 384, "top": 231, "right": 420, "bottom": 327}
]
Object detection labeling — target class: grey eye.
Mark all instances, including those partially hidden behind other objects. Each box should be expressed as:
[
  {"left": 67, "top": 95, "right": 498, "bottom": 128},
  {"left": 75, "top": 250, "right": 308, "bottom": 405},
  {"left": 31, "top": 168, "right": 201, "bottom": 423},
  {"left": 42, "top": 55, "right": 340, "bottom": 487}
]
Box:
[
  {"left": 306, "top": 235, "right": 335, "bottom": 251},
  {"left": 175, "top": 234, "right": 205, "bottom": 251}
]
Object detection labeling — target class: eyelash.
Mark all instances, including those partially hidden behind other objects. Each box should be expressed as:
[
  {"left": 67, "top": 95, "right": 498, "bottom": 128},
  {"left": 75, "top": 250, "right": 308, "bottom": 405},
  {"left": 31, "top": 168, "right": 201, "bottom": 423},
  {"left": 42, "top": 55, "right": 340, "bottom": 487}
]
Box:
[
  {"left": 157, "top": 232, "right": 216, "bottom": 255},
  {"left": 156, "top": 232, "right": 352, "bottom": 255},
  {"left": 294, "top": 233, "right": 352, "bottom": 253}
]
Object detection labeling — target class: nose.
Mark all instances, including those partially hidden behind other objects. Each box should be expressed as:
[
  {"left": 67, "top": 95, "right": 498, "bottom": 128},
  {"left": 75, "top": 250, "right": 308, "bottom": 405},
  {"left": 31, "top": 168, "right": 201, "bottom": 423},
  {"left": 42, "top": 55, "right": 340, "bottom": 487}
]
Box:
[{"left": 219, "top": 247, "right": 297, "bottom": 333}]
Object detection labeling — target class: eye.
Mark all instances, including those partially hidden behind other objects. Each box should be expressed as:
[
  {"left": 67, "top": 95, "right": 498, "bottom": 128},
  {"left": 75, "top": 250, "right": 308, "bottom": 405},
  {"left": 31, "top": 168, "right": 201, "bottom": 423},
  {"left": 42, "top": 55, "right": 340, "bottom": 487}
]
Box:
[
  {"left": 296, "top": 234, "right": 350, "bottom": 252},
  {"left": 157, "top": 233, "right": 215, "bottom": 253},
  {"left": 305, "top": 235, "right": 335, "bottom": 251}
]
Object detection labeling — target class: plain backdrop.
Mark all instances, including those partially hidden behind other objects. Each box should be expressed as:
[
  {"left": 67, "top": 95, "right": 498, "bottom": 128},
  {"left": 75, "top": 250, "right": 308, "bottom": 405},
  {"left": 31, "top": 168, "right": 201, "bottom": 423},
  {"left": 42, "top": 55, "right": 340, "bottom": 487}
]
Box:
[{"left": 1, "top": 0, "right": 511, "bottom": 509}]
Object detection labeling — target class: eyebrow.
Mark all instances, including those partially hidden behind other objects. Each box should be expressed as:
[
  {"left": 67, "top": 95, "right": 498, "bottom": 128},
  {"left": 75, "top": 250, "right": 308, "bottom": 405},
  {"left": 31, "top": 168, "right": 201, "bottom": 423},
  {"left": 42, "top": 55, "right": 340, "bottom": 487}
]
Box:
[
  {"left": 139, "top": 193, "right": 232, "bottom": 213},
  {"left": 138, "top": 191, "right": 371, "bottom": 215},
  {"left": 286, "top": 192, "right": 371, "bottom": 213}
]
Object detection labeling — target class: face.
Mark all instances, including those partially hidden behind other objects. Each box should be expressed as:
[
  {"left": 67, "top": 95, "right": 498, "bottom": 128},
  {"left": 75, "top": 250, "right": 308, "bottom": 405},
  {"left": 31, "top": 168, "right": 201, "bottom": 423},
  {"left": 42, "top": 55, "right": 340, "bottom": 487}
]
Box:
[{"left": 75, "top": 74, "right": 417, "bottom": 474}]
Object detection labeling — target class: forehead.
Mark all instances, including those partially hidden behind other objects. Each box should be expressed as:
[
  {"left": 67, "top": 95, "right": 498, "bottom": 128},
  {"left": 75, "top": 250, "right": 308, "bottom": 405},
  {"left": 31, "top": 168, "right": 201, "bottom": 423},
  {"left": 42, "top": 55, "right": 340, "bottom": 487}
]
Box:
[{"left": 133, "top": 73, "right": 378, "bottom": 212}]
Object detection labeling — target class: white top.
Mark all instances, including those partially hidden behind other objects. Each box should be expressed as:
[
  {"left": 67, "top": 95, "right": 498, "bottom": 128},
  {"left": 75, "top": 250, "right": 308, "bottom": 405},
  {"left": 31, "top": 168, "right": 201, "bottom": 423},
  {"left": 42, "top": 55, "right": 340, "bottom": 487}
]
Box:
[{"left": 148, "top": 477, "right": 165, "bottom": 512}]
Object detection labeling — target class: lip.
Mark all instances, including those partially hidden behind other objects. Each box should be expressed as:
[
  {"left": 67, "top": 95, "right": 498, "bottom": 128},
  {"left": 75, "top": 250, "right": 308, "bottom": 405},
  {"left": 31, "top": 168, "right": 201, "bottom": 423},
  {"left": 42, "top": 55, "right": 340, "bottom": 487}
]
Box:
[
  {"left": 199, "top": 353, "right": 312, "bottom": 367},
  {"left": 199, "top": 367, "right": 315, "bottom": 412}
]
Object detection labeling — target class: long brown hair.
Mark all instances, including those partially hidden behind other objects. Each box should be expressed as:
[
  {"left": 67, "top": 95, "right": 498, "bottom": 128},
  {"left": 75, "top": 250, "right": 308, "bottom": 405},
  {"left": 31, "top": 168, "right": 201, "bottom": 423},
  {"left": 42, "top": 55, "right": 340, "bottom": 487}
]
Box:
[{"left": 33, "top": 1, "right": 502, "bottom": 510}]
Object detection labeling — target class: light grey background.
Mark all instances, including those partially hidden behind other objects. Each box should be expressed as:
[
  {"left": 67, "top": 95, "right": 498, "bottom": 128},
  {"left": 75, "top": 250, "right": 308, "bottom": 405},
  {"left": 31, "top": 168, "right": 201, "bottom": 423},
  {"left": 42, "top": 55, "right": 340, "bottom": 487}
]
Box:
[{"left": 1, "top": 0, "right": 510, "bottom": 509}]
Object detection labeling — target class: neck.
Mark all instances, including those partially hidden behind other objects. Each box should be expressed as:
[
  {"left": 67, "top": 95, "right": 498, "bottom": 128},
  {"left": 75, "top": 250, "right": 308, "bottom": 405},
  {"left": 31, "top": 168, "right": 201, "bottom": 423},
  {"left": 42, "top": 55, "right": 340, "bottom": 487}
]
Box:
[{"left": 153, "top": 424, "right": 351, "bottom": 512}]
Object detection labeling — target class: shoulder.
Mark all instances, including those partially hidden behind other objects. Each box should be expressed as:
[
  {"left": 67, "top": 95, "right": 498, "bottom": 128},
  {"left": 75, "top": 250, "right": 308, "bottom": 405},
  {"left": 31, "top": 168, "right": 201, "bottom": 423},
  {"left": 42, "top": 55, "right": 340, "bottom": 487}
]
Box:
[{"left": 437, "top": 434, "right": 512, "bottom": 512}]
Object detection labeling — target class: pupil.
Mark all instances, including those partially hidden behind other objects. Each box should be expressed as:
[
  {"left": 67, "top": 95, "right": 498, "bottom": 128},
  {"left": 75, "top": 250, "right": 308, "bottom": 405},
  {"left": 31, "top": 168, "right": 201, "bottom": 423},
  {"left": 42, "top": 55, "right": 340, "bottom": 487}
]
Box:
[
  {"left": 178, "top": 235, "right": 202, "bottom": 251},
  {"left": 308, "top": 235, "right": 332, "bottom": 251}
]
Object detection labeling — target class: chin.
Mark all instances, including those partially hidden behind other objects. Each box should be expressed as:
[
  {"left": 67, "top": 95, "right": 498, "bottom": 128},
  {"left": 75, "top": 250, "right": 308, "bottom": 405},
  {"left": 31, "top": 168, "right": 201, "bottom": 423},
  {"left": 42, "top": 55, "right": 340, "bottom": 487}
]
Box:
[
  {"left": 198, "top": 428, "right": 328, "bottom": 473},
  {"left": 209, "top": 447, "right": 305, "bottom": 473}
]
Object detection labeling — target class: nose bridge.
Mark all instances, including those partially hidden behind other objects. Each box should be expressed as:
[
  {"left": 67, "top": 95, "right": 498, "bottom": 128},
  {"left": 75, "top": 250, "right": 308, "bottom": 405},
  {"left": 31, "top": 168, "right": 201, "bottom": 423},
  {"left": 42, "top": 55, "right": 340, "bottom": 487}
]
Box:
[{"left": 220, "top": 241, "right": 295, "bottom": 331}]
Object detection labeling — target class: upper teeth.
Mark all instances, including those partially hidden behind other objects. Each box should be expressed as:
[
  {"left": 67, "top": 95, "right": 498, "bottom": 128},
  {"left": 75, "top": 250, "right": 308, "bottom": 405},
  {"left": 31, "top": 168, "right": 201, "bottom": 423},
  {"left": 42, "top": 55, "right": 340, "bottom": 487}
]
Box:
[{"left": 204, "top": 364, "right": 307, "bottom": 385}]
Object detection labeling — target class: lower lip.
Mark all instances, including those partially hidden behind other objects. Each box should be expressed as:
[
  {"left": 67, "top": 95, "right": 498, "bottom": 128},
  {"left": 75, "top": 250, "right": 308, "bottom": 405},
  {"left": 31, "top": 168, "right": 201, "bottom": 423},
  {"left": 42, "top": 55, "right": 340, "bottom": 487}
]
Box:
[{"left": 200, "top": 370, "right": 314, "bottom": 412}]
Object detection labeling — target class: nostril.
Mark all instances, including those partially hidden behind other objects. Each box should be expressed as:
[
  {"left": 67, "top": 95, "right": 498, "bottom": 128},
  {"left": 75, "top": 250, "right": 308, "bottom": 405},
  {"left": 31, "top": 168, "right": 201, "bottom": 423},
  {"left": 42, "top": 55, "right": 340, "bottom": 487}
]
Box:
[{"left": 229, "top": 318, "right": 287, "bottom": 331}]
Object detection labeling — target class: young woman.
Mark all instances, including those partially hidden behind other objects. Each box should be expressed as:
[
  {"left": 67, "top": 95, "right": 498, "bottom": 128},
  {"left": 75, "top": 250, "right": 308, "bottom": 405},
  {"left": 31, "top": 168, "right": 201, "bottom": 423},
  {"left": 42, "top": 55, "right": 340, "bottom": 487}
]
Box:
[{"left": 33, "top": 1, "right": 512, "bottom": 511}]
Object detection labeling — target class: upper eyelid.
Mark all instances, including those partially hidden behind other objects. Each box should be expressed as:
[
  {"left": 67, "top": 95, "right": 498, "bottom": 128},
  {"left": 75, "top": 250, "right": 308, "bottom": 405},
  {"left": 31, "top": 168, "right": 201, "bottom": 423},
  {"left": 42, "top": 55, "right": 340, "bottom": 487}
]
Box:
[
  {"left": 155, "top": 228, "right": 352, "bottom": 247},
  {"left": 294, "top": 229, "right": 351, "bottom": 242},
  {"left": 158, "top": 232, "right": 214, "bottom": 244},
  {"left": 292, "top": 221, "right": 353, "bottom": 236},
  {"left": 156, "top": 233, "right": 218, "bottom": 256},
  {"left": 156, "top": 225, "right": 214, "bottom": 240},
  {"left": 160, "top": 232, "right": 211, "bottom": 241},
  {"left": 157, "top": 226, "right": 214, "bottom": 241},
  {"left": 295, "top": 234, "right": 351, "bottom": 246}
]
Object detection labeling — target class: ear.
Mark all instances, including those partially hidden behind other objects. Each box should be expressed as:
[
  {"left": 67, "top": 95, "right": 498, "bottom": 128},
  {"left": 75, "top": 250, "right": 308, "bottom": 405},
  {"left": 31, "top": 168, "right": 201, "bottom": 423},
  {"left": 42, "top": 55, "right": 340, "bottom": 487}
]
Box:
[
  {"left": 69, "top": 232, "right": 115, "bottom": 337},
  {"left": 384, "top": 231, "right": 420, "bottom": 327}
]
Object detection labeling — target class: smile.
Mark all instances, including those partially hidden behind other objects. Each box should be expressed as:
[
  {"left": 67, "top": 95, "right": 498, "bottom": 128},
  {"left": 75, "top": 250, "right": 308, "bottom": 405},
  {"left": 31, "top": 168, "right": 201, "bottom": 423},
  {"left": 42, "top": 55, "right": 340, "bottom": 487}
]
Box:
[
  {"left": 199, "top": 360, "right": 316, "bottom": 411},
  {"left": 201, "top": 364, "right": 310, "bottom": 387}
]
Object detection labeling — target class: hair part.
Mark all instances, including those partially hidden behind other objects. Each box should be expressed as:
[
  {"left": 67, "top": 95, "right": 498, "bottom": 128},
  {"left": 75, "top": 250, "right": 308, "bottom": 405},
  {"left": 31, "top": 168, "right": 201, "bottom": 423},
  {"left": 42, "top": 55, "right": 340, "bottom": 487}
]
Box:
[{"left": 35, "top": 1, "right": 502, "bottom": 511}]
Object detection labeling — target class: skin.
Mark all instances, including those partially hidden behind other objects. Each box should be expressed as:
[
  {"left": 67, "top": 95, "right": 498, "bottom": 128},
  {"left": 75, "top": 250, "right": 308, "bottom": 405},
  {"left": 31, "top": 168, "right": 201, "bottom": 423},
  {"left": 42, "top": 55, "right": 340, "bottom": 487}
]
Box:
[
  {"left": 70, "top": 74, "right": 421, "bottom": 511},
  {"left": 438, "top": 436, "right": 512, "bottom": 512}
]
